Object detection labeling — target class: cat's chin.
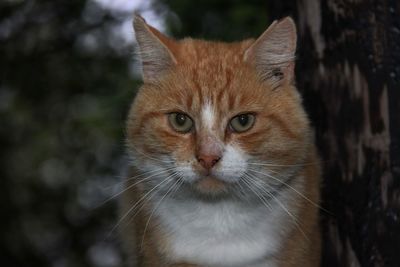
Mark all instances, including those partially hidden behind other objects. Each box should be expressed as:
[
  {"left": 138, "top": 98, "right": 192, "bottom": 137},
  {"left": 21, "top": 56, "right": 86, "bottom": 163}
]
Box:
[{"left": 194, "top": 176, "right": 228, "bottom": 195}]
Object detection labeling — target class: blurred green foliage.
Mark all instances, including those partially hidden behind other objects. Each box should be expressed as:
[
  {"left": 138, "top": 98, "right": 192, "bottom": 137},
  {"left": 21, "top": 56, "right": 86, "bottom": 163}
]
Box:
[
  {"left": 0, "top": 0, "right": 268, "bottom": 266},
  {"left": 0, "top": 1, "right": 137, "bottom": 266},
  {"left": 160, "top": 0, "right": 268, "bottom": 40}
]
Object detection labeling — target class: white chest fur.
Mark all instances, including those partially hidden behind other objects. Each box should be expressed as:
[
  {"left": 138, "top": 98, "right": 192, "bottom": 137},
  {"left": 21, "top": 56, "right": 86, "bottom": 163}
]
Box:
[{"left": 155, "top": 196, "right": 291, "bottom": 267}]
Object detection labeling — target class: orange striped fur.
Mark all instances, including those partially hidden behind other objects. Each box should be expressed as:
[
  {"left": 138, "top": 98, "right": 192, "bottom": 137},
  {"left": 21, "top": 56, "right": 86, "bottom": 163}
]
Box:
[{"left": 121, "top": 15, "right": 321, "bottom": 267}]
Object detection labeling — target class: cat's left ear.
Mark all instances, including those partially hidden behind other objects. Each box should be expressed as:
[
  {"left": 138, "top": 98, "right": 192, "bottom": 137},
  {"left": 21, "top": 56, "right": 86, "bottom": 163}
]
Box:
[
  {"left": 133, "top": 14, "right": 178, "bottom": 83},
  {"left": 244, "top": 17, "right": 297, "bottom": 87}
]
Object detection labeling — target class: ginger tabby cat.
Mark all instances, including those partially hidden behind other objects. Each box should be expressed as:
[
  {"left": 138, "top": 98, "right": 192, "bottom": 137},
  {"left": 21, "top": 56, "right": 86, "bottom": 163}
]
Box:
[{"left": 120, "top": 15, "right": 321, "bottom": 267}]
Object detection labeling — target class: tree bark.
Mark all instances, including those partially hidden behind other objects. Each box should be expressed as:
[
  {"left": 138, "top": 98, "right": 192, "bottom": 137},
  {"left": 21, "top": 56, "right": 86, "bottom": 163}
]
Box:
[{"left": 268, "top": 1, "right": 400, "bottom": 266}]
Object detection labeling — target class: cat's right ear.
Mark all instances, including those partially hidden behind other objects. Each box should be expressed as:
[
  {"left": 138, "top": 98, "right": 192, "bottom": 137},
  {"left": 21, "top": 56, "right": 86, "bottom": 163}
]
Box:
[
  {"left": 133, "top": 15, "right": 177, "bottom": 83},
  {"left": 244, "top": 17, "right": 297, "bottom": 88}
]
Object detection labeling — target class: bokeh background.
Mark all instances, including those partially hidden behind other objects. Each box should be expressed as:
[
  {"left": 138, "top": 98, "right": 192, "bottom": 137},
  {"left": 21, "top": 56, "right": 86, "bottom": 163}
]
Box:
[
  {"left": 0, "top": 0, "right": 269, "bottom": 266},
  {"left": 2, "top": 0, "right": 399, "bottom": 267}
]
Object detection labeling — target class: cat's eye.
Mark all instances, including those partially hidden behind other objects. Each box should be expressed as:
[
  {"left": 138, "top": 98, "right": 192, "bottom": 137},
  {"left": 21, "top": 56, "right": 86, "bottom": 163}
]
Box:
[
  {"left": 168, "top": 113, "right": 193, "bottom": 133},
  {"left": 230, "top": 114, "right": 255, "bottom": 133}
]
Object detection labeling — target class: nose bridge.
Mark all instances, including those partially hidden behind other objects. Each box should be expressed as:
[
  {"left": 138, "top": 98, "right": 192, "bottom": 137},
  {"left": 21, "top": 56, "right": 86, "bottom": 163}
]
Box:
[
  {"left": 196, "top": 100, "right": 224, "bottom": 166},
  {"left": 196, "top": 134, "right": 223, "bottom": 157}
]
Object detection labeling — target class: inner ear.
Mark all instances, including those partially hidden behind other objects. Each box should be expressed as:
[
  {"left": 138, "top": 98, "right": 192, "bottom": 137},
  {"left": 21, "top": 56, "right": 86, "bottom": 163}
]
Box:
[
  {"left": 244, "top": 17, "right": 297, "bottom": 87},
  {"left": 133, "top": 14, "right": 178, "bottom": 83}
]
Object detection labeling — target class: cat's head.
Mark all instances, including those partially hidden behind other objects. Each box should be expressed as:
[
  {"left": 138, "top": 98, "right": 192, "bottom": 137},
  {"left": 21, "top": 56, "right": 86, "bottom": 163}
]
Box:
[{"left": 126, "top": 15, "right": 312, "bottom": 199}]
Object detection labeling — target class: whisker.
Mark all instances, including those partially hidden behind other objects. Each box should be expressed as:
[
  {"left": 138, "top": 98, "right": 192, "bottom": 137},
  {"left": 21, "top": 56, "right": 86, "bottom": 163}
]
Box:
[
  {"left": 248, "top": 169, "right": 331, "bottom": 214},
  {"left": 94, "top": 167, "right": 175, "bottom": 209},
  {"left": 241, "top": 174, "right": 273, "bottom": 211},
  {"left": 101, "top": 167, "right": 175, "bottom": 191},
  {"left": 140, "top": 176, "right": 183, "bottom": 250},
  {"left": 106, "top": 173, "right": 175, "bottom": 238},
  {"left": 235, "top": 179, "right": 250, "bottom": 200},
  {"left": 123, "top": 166, "right": 177, "bottom": 184},
  {"left": 247, "top": 162, "right": 320, "bottom": 167},
  {"left": 245, "top": 173, "right": 309, "bottom": 241},
  {"left": 123, "top": 172, "right": 181, "bottom": 230}
]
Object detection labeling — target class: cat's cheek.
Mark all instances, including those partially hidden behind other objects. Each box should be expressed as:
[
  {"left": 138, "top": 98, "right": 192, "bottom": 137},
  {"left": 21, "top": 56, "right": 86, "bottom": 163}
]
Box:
[
  {"left": 173, "top": 152, "right": 199, "bottom": 183},
  {"left": 216, "top": 144, "right": 248, "bottom": 182},
  {"left": 175, "top": 164, "right": 197, "bottom": 183}
]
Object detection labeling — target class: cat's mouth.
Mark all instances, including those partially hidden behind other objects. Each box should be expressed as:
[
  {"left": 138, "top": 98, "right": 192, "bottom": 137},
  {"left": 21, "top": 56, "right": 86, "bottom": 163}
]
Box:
[{"left": 194, "top": 176, "right": 227, "bottom": 194}]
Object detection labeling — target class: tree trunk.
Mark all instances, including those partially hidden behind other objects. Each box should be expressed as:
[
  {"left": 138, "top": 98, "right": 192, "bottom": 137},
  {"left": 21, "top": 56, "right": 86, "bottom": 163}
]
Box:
[{"left": 268, "top": 1, "right": 400, "bottom": 266}]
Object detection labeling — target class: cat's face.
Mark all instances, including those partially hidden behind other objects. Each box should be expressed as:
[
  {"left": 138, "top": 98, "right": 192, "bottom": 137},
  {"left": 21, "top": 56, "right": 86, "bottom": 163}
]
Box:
[{"left": 127, "top": 16, "right": 311, "bottom": 199}]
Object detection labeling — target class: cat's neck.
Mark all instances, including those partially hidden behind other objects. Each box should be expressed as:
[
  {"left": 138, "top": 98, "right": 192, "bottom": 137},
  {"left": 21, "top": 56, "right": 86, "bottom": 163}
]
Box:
[{"left": 152, "top": 176, "right": 303, "bottom": 267}]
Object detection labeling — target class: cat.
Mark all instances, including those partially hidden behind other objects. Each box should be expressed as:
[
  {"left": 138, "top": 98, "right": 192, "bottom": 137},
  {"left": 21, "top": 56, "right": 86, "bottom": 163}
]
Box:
[{"left": 120, "top": 14, "right": 321, "bottom": 267}]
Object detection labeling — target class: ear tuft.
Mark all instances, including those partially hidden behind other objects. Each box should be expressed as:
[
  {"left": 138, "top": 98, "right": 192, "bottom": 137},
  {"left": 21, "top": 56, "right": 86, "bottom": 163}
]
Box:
[
  {"left": 244, "top": 17, "right": 297, "bottom": 88},
  {"left": 133, "top": 14, "right": 177, "bottom": 83}
]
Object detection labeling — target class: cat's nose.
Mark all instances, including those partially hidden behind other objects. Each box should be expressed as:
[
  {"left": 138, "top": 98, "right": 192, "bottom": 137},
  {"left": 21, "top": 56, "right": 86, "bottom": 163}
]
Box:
[{"left": 197, "top": 154, "right": 221, "bottom": 170}]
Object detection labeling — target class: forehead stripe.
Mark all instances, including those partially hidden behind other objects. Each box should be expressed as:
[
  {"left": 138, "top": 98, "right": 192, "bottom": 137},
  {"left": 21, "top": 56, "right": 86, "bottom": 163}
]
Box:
[{"left": 202, "top": 102, "right": 215, "bottom": 131}]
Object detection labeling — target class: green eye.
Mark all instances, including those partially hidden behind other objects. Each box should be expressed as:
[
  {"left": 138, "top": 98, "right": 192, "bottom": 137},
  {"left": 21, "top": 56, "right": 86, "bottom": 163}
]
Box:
[
  {"left": 168, "top": 113, "right": 193, "bottom": 133},
  {"left": 230, "top": 114, "right": 255, "bottom": 133}
]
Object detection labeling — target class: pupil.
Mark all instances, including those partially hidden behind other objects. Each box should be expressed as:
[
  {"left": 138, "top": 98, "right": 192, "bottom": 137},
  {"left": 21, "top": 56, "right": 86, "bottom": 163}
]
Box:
[
  {"left": 238, "top": 115, "right": 248, "bottom": 126},
  {"left": 176, "top": 114, "right": 186, "bottom": 126}
]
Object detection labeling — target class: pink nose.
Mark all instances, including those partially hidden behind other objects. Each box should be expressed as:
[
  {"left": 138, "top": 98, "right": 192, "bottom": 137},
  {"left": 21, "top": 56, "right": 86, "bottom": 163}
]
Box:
[{"left": 197, "top": 155, "right": 221, "bottom": 170}]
